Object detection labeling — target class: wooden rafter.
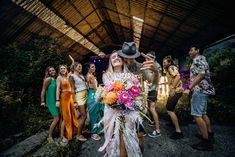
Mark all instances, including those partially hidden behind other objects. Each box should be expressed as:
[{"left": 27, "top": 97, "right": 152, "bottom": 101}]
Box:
[
  {"left": 91, "top": 0, "right": 120, "bottom": 44},
  {"left": 148, "top": 0, "right": 172, "bottom": 48},
  {"left": 158, "top": 1, "right": 202, "bottom": 52}
]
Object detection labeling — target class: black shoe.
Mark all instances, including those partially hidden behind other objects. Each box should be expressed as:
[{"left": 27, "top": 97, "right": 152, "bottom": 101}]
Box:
[
  {"left": 208, "top": 132, "right": 215, "bottom": 144},
  {"left": 192, "top": 140, "right": 213, "bottom": 151},
  {"left": 170, "top": 132, "right": 184, "bottom": 140},
  {"left": 195, "top": 132, "right": 215, "bottom": 144},
  {"left": 194, "top": 133, "right": 203, "bottom": 139},
  {"left": 166, "top": 122, "right": 174, "bottom": 128}
]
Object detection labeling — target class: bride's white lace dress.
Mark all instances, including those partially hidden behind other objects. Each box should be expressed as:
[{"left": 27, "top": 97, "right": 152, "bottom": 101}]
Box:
[{"left": 98, "top": 72, "right": 144, "bottom": 157}]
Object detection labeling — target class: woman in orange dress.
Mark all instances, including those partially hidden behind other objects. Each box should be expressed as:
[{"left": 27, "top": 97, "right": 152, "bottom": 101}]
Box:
[{"left": 56, "top": 65, "right": 79, "bottom": 144}]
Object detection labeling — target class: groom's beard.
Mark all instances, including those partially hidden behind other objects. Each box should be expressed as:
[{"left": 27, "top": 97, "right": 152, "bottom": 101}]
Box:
[{"left": 126, "top": 62, "right": 139, "bottom": 74}]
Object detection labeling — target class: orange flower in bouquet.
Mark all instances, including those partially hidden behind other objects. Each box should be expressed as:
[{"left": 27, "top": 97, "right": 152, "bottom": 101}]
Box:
[
  {"left": 113, "top": 82, "right": 125, "bottom": 91},
  {"left": 103, "top": 91, "right": 118, "bottom": 105}
]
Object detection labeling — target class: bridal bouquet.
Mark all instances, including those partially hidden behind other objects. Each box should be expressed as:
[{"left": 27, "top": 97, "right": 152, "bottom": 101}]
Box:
[{"left": 95, "top": 75, "right": 146, "bottom": 111}]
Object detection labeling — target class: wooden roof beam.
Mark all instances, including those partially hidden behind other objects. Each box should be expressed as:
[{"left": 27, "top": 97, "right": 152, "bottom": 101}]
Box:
[
  {"left": 12, "top": 0, "right": 105, "bottom": 56},
  {"left": 88, "top": 0, "right": 116, "bottom": 45},
  {"left": 91, "top": 0, "right": 120, "bottom": 44},
  {"left": 68, "top": 0, "right": 105, "bottom": 44},
  {"left": 158, "top": 1, "right": 202, "bottom": 52},
  {"left": 113, "top": 0, "right": 126, "bottom": 42},
  {"left": 148, "top": 0, "right": 172, "bottom": 48}
]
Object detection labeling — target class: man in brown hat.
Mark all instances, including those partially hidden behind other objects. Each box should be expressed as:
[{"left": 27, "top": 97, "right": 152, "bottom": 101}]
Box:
[
  {"left": 117, "top": 42, "right": 159, "bottom": 77},
  {"left": 117, "top": 42, "right": 160, "bottom": 151}
]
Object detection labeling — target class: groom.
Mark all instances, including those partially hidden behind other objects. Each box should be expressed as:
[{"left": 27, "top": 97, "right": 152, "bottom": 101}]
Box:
[{"left": 117, "top": 42, "right": 159, "bottom": 152}]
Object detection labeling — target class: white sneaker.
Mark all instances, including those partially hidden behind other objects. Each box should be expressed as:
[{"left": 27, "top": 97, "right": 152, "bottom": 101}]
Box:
[{"left": 148, "top": 130, "right": 161, "bottom": 138}]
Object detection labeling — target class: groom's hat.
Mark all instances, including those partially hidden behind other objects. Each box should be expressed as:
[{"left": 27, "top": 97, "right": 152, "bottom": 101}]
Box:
[{"left": 117, "top": 42, "right": 140, "bottom": 59}]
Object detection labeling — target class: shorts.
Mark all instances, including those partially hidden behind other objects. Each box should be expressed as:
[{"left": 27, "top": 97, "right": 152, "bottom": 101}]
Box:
[
  {"left": 191, "top": 92, "right": 208, "bottom": 116},
  {"left": 166, "top": 92, "right": 182, "bottom": 111},
  {"left": 148, "top": 90, "right": 157, "bottom": 102},
  {"left": 75, "top": 90, "right": 88, "bottom": 106}
]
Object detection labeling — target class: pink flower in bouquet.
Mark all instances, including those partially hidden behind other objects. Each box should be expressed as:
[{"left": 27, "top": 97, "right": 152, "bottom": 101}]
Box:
[
  {"left": 125, "top": 101, "right": 135, "bottom": 110},
  {"left": 105, "top": 83, "right": 114, "bottom": 91},
  {"left": 128, "top": 85, "right": 141, "bottom": 97},
  {"left": 118, "top": 90, "right": 132, "bottom": 104},
  {"left": 132, "top": 77, "right": 140, "bottom": 85}
]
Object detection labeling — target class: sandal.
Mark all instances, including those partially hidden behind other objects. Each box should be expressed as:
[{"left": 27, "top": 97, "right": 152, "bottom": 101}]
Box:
[
  {"left": 91, "top": 134, "right": 101, "bottom": 141},
  {"left": 82, "top": 128, "right": 91, "bottom": 134},
  {"left": 47, "top": 137, "right": 54, "bottom": 143},
  {"left": 60, "top": 137, "right": 68, "bottom": 146},
  {"left": 76, "top": 135, "right": 87, "bottom": 142}
]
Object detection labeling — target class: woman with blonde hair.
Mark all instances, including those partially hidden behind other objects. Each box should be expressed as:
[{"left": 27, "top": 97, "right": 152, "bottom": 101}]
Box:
[
  {"left": 99, "top": 50, "right": 143, "bottom": 157},
  {"left": 56, "top": 65, "right": 78, "bottom": 144},
  {"left": 70, "top": 62, "right": 88, "bottom": 142},
  {"left": 41, "top": 66, "right": 59, "bottom": 143}
]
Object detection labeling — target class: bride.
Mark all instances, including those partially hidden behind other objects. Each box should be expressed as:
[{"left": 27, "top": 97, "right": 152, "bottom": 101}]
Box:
[{"left": 98, "top": 51, "right": 145, "bottom": 157}]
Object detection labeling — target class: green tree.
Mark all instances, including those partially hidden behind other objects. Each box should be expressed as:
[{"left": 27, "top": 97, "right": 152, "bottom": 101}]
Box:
[{"left": 0, "top": 35, "right": 71, "bottom": 138}]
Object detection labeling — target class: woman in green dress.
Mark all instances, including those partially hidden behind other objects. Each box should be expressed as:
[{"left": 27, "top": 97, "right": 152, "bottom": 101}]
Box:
[
  {"left": 86, "top": 63, "right": 102, "bottom": 140},
  {"left": 41, "top": 66, "right": 60, "bottom": 143}
]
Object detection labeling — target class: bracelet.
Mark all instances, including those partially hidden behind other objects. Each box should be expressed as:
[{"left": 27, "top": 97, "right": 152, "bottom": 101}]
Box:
[{"left": 56, "top": 100, "right": 60, "bottom": 101}]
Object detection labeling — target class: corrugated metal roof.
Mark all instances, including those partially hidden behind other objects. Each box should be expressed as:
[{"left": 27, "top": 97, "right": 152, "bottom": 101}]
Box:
[{"left": 0, "top": 0, "right": 234, "bottom": 59}]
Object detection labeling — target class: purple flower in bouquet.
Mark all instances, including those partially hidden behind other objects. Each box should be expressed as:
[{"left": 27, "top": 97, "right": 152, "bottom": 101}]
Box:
[
  {"left": 128, "top": 86, "right": 141, "bottom": 97},
  {"left": 105, "top": 83, "right": 114, "bottom": 91},
  {"left": 118, "top": 90, "right": 132, "bottom": 104},
  {"left": 183, "top": 83, "right": 190, "bottom": 90},
  {"left": 125, "top": 101, "right": 135, "bottom": 110}
]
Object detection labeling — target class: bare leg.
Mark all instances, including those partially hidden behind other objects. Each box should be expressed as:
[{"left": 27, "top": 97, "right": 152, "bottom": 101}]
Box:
[
  {"left": 138, "top": 132, "right": 144, "bottom": 152},
  {"left": 167, "top": 111, "right": 181, "bottom": 132},
  {"left": 194, "top": 116, "right": 208, "bottom": 139},
  {"left": 202, "top": 114, "right": 212, "bottom": 133},
  {"left": 48, "top": 115, "right": 59, "bottom": 141},
  {"left": 60, "top": 120, "right": 65, "bottom": 138},
  {"left": 149, "top": 101, "right": 160, "bottom": 131},
  {"left": 77, "top": 106, "right": 87, "bottom": 141},
  {"left": 120, "top": 134, "right": 127, "bottom": 157}
]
